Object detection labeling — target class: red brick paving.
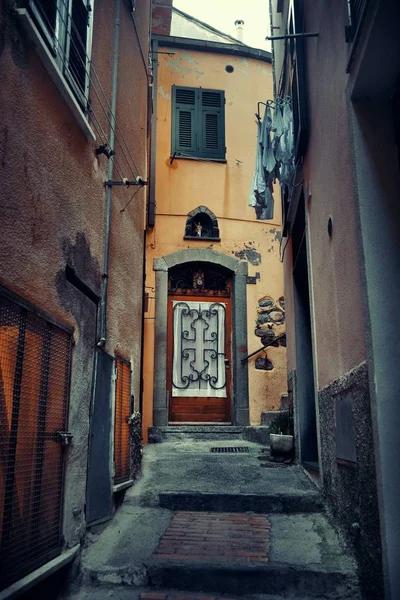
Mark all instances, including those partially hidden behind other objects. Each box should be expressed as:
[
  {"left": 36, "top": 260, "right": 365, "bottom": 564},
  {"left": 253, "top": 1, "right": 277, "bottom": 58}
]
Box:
[
  {"left": 152, "top": 511, "right": 270, "bottom": 563},
  {"left": 140, "top": 593, "right": 241, "bottom": 600}
]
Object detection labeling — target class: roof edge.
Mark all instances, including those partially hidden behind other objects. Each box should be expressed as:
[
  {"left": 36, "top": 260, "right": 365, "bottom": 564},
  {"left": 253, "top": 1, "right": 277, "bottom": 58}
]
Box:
[
  {"left": 172, "top": 6, "right": 246, "bottom": 46},
  {"left": 152, "top": 34, "right": 272, "bottom": 63}
]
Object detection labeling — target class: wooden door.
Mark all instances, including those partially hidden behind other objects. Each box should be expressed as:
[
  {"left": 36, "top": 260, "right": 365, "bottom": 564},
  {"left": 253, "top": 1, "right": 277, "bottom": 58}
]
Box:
[{"left": 167, "top": 295, "right": 232, "bottom": 423}]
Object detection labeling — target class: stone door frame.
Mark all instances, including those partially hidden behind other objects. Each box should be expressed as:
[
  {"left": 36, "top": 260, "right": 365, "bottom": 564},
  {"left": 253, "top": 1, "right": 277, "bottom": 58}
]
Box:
[{"left": 153, "top": 249, "right": 249, "bottom": 426}]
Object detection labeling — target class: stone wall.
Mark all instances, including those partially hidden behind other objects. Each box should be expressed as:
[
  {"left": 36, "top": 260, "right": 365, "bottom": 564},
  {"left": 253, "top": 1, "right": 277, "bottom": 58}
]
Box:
[
  {"left": 254, "top": 295, "right": 286, "bottom": 372},
  {"left": 130, "top": 412, "right": 143, "bottom": 481},
  {"left": 318, "top": 362, "right": 383, "bottom": 600}
]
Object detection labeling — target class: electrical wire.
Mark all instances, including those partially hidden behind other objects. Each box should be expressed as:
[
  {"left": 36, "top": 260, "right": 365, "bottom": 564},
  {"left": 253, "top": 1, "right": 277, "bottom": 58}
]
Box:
[
  {"left": 120, "top": 185, "right": 143, "bottom": 213},
  {"left": 26, "top": 0, "right": 143, "bottom": 180}
]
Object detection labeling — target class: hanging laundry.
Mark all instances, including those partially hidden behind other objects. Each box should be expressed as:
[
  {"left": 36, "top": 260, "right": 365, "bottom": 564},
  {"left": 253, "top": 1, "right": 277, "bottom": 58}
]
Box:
[{"left": 249, "top": 97, "right": 294, "bottom": 221}]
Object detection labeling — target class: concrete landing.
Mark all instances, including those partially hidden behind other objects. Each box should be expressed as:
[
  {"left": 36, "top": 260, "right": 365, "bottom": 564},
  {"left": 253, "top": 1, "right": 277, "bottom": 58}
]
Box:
[{"left": 126, "top": 441, "right": 320, "bottom": 508}]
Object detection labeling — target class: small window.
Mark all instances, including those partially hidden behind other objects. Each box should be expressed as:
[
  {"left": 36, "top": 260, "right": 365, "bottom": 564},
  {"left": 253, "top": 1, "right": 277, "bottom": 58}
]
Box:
[
  {"left": 184, "top": 206, "right": 220, "bottom": 240},
  {"left": 24, "top": 0, "right": 93, "bottom": 107},
  {"left": 172, "top": 86, "right": 226, "bottom": 160}
]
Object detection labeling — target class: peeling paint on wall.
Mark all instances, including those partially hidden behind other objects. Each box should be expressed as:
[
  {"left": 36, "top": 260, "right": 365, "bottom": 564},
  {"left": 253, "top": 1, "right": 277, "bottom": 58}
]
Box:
[
  {"left": 234, "top": 243, "right": 262, "bottom": 265},
  {"left": 165, "top": 56, "right": 204, "bottom": 77},
  {"left": 159, "top": 86, "right": 171, "bottom": 100},
  {"left": 269, "top": 228, "right": 282, "bottom": 243}
]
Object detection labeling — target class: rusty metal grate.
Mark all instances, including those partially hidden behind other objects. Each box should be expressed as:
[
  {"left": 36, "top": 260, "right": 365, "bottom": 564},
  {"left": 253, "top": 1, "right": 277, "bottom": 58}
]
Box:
[
  {"left": 0, "top": 293, "right": 72, "bottom": 590},
  {"left": 210, "top": 446, "right": 249, "bottom": 453},
  {"left": 114, "top": 357, "right": 132, "bottom": 484}
]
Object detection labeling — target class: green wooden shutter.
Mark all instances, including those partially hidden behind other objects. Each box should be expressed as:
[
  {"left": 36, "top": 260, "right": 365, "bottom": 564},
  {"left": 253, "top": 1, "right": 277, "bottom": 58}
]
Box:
[
  {"left": 172, "top": 86, "right": 197, "bottom": 156},
  {"left": 199, "top": 89, "right": 225, "bottom": 159}
]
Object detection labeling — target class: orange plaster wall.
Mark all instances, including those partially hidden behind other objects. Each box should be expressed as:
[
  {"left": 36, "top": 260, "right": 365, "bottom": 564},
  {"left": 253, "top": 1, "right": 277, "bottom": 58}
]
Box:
[{"left": 143, "top": 47, "right": 287, "bottom": 439}]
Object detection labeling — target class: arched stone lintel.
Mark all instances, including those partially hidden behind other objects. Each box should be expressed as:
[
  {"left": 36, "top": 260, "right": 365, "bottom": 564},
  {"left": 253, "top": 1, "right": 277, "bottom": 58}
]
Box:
[{"left": 153, "top": 249, "right": 248, "bottom": 276}]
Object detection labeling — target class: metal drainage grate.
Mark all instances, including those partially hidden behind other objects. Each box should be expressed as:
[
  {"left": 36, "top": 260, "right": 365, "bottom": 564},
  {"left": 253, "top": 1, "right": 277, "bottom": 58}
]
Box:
[{"left": 210, "top": 446, "right": 250, "bottom": 453}]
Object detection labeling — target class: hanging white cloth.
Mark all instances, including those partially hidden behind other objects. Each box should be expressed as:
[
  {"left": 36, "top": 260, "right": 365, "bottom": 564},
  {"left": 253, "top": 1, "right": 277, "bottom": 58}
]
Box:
[{"left": 172, "top": 301, "right": 227, "bottom": 398}]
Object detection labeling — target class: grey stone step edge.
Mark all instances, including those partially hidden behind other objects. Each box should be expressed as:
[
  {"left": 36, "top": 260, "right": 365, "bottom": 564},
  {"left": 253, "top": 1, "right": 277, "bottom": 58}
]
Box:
[
  {"left": 158, "top": 491, "right": 324, "bottom": 514},
  {"left": 80, "top": 561, "right": 360, "bottom": 599},
  {"left": 147, "top": 559, "right": 360, "bottom": 599},
  {"left": 148, "top": 426, "right": 271, "bottom": 445}
]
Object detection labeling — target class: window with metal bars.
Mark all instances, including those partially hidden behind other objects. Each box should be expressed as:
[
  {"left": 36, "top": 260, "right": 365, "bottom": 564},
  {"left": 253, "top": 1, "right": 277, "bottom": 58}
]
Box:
[
  {"left": 0, "top": 291, "right": 72, "bottom": 591},
  {"left": 114, "top": 357, "right": 132, "bottom": 484},
  {"left": 171, "top": 86, "right": 226, "bottom": 160},
  {"left": 21, "top": 0, "right": 93, "bottom": 107}
]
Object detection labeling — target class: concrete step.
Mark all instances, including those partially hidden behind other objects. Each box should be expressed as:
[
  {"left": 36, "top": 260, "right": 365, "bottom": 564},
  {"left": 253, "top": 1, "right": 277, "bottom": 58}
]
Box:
[
  {"left": 148, "top": 426, "right": 244, "bottom": 443},
  {"left": 65, "top": 585, "right": 348, "bottom": 600},
  {"left": 147, "top": 559, "right": 360, "bottom": 599},
  {"left": 158, "top": 491, "right": 323, "bottom": 514},
  {"left": 260, "top": 411, "right": 288, "bottom": 427},
  {"left": 242, "top": 426, "right": 270, "bottom": 445},
  {"left": 149, "top": 426, "right": 272, "bottom": 445}
]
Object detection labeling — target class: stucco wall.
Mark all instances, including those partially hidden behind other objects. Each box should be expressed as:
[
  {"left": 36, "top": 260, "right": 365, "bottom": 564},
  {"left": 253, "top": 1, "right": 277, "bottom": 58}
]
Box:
[
  {"left": 0, "top": 0, "right": 149, "bottom": 547},
  {"left": 301, "top": 0, "right": 367, "bottom": 388},
  {"left": 274, "top": 0, "right": 366, "bottom": 389},
  {"left": 143, "top": 45, "right": 287, "bottom": 439}
]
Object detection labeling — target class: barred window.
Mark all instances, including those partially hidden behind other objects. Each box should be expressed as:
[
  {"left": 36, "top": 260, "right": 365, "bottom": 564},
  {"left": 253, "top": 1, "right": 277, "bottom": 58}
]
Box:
[{"left": 22, "top": 0, "right": 93, "bottom": 107}]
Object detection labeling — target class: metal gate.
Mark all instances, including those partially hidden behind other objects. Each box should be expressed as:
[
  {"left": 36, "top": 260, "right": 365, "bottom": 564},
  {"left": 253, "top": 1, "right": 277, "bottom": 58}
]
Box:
[
  {"left": 0, "top": 292, "right": 72, "bottom": 590},
  {"left": 114, "top": 357, "right": 132, "bottom": 484}
]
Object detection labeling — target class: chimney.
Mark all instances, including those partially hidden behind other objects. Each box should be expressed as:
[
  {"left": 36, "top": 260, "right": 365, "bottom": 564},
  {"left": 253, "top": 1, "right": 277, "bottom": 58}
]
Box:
[
  {"left": 152, "top": 0, "right": 173, "bottom": 36},
  {"left": 234, "top": 19, "right": 244, "bottom": 43}
]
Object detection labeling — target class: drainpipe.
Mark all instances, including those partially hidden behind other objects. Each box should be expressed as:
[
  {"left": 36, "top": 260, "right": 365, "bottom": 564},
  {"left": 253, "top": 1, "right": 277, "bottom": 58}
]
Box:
[
  {"left": 98, "top": 0, "right": 121, "bottom": 346},
  {"left": 139, "top": 230, "right": 146, "bottom": 421},
  {"left": 268, "top": 0, "right": 277, "bottom": 97}
]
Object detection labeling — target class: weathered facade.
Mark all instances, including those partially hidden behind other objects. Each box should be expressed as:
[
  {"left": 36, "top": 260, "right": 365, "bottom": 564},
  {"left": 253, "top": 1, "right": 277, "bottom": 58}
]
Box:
[
  {"left": 269, "top": 1, "right": 400, "bottom": 598},
  {"left": 143, "top": 6, "right": 287, "bottom": 440},
  {"left": 0, "top": 0, "right": 150, "bottom": 593}
]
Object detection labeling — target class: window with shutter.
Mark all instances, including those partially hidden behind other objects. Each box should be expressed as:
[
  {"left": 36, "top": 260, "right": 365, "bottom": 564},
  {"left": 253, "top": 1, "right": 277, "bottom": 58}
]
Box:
[
  {"left": 171, "top": 86, "right": 226, "bottom": 160},
  {"left": 67, "top": 0, "right": 90, "bottom": 97},
  {"left": 24, "top": 0, "right": 93, "bottom": 107}
]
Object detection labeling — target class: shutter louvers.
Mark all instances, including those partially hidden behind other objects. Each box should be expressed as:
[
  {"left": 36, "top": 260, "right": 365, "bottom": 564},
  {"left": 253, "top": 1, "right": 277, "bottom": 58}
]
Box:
[
  {"left": 171, "top": 87, "right": 225, "bottom": 160},
  {"left": 200, "top": 90, "right": 225, "bottom": 159},
  {"left": 172, "top": 86, "right": 197, "bottom": 156}
]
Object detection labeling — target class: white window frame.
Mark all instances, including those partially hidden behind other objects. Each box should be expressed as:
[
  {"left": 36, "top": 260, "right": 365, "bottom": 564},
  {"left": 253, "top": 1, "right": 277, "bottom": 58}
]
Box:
[{"left": 17, "top": 0, "right": 95, "bottom": 141}]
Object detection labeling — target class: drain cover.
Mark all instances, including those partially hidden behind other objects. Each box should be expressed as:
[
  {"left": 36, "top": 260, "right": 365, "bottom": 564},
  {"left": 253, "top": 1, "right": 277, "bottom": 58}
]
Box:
[{"left": 210, "top": 446, "right": 249, "bottom": 453}]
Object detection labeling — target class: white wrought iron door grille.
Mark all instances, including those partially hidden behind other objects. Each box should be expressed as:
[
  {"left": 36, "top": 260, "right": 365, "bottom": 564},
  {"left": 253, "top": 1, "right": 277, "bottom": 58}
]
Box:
[{"left": 172, "top": 301, "right": 227, "bottom": 398}]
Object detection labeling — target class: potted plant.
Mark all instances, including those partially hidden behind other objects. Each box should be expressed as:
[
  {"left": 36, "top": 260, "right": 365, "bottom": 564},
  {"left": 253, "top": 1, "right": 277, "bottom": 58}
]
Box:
[{"left": 269, "top": 411, "right": 294, "bottom": 456}]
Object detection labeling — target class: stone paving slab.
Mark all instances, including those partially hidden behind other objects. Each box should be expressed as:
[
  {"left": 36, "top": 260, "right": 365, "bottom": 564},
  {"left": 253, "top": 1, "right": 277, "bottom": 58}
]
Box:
[{"left": 152, "top": 512, "right": 270, "bottom": 563}]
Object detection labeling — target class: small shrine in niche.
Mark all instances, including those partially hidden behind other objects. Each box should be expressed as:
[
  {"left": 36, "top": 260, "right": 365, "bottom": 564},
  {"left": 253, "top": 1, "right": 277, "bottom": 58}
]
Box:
[{"left": 184, "top": 206, "right": 220, "bottom": 240}]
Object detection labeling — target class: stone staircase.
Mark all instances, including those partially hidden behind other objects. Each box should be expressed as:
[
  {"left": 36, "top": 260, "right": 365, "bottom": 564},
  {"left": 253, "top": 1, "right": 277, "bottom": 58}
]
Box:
[
  {"left": 148, "top": 395, "right": 290, "bottom": 446},
  {"left": 65, "top": 440, "right": 361, "bottom": 600}
]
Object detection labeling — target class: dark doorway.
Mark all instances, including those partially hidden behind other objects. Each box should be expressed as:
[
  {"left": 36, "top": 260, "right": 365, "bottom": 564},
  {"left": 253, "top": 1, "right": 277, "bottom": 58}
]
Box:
[{"left": 292, "top": 194, "right": 319, "bottom": 466}]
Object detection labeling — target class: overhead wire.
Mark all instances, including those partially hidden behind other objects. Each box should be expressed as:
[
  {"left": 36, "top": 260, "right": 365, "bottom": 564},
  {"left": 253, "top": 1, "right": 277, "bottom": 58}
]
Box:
[
  {"left": 120, "top": 185, "right": 143, "bottom": 213},
  {"left": 29, "top": 0, "right": 143, "bottom": 181}
]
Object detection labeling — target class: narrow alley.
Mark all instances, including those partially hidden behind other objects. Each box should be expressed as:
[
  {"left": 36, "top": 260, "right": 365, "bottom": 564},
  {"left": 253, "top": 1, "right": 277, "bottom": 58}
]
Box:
[
  {"left": 1, "top": 0, "right": 399, "bottom": 599},
  {"left": 63, "top": 439, "right": 359, "bottom": 600}
]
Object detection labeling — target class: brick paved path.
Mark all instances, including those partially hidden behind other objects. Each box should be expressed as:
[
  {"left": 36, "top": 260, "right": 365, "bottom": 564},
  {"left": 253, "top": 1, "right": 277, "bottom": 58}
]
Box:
[
  {"left": 140, "top": 593, "right": 241, "bottom": 600},
  {"left": 152, "top": 511, "right": 270, "bottom": 563}
]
